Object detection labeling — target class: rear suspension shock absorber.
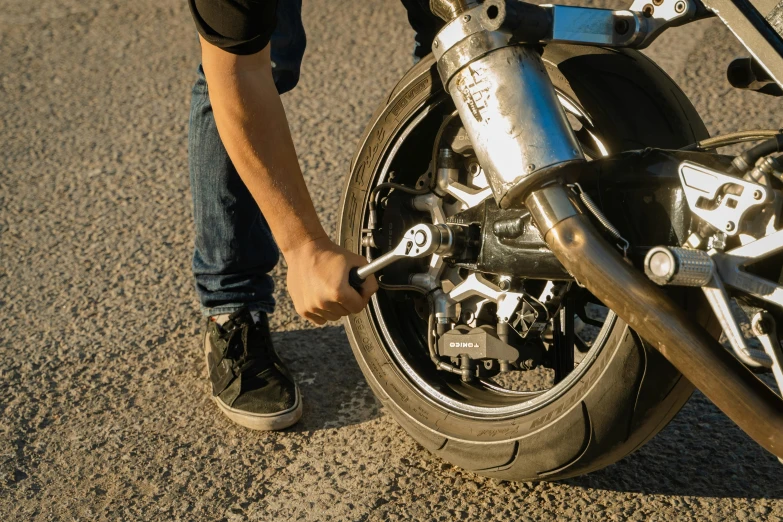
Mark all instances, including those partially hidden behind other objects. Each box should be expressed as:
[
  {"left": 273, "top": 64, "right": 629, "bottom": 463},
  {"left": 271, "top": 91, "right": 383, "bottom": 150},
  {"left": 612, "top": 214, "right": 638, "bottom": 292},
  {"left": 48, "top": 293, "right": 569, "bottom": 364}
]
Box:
[{"left": 431, "top": 1, "right": 584, "bottom": 208}]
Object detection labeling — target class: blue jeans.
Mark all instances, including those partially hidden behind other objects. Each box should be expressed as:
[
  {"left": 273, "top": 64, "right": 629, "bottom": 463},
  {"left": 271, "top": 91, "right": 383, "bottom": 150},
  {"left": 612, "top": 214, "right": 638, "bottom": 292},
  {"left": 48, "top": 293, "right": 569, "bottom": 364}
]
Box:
[{"left": 188, "top": 1, "right": 440, "bottom": 317}]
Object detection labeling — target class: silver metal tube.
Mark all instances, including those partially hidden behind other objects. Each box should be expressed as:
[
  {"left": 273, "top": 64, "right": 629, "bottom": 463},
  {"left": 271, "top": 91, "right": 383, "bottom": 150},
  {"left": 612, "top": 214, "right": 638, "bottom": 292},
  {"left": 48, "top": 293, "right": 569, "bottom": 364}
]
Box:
[
  {"left": 446, "top": 46, "right": 584, "bottom": 207},
  {"left": 525, "top": 184, "right": 783, "bottom": 459}
]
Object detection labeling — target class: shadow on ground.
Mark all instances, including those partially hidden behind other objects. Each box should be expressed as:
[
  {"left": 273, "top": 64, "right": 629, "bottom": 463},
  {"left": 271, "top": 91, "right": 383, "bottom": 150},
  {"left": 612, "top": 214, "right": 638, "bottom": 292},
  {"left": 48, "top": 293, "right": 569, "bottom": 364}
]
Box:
[
  {"left": 273, "top": 325, "right": 782, "bottom": 499},
  {"left": 565, "top": 392, "right": 783, "bottom": 499},
  {"left": 273, "top": 325, "right": 382, "bottom": 433}
]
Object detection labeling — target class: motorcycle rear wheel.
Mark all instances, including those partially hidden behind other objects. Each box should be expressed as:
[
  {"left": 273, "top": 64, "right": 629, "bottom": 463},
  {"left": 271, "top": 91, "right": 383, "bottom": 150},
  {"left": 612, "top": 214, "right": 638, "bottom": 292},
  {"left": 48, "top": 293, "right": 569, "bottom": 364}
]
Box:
[{"left": 339, "top": 45, "right": 709, "bottom": 481}]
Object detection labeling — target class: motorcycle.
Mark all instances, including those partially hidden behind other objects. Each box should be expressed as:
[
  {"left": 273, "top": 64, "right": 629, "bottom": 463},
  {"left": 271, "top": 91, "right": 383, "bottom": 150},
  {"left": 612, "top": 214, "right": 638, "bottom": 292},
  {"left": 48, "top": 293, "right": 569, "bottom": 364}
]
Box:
[{"left": 338, "top": 0, "right": 783, "bottom": 480}]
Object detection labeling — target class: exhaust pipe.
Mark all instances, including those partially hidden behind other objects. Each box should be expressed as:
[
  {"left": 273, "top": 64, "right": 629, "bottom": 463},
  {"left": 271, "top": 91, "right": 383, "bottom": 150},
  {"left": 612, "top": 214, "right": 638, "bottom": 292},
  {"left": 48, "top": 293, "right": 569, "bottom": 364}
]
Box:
[
  {"left": 428, "top": 0, "right": 783, "bottom": 457},
  {"left": 526, "top": 184, "right": 783, "bottom": 459}
]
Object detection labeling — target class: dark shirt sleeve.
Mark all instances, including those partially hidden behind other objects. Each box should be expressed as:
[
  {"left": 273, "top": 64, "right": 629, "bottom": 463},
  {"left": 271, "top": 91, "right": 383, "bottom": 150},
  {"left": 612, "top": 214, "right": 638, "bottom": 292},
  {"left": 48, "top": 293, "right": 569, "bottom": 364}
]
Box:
[{"left": 189, "top": 0, "right": 278, "bottom": 55}]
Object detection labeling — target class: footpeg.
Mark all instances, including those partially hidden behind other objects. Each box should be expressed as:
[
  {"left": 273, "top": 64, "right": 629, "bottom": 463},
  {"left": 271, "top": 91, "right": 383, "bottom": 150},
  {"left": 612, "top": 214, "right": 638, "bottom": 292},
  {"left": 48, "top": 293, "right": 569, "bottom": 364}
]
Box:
[
  {"left": 644, "top": 245, "right": 773, "bottom": 368},
  {"left": 644, "top": 246, "right": 713, "bottom": 287},
  {"left": 349, "top": 223, "right": 463, "bottom": 289}
]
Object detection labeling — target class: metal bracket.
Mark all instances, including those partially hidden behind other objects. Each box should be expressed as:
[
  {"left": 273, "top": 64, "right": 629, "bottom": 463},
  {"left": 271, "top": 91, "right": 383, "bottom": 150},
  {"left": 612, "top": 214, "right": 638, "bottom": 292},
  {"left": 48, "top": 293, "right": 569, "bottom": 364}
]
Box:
[
  {"left": 444, "top": 182, "right": 493, "bottom": 210},
  {"left": 545, "top": 5, "right": 646, "bottom": 47},
  {"left": 543, "top": 0, "right": 697, "bottom": 49},
  {"left": 448, "top": 273, "right": 524, "bottom": 330},
  {"left": 543, "top": 0, "right": 701, "bottom": 49},
  {"left": 701, "top": 261, "right": 772, "bottom": 368},
  {"left": 679, "top": 161, "right": 771, "bottom": 236},
  {"left": 712, "top": 229, "right": 783, "bottom": 308},
  {"left": 447, "top": 272, "right": 550, "bottom": 338},
  {"left": 643, "top": 244, "right": 774, "bottom": 367},
  {"left": 698, "top": 0, "right": 783, "bottom": 89},
  {"left": 627, "top": 0, "right": 698, "bottom": 46},
  {"left": 432, "top": 0, "right": 702, "bottom": 85},
  {"left": 448, "top": 273, "right": 523, "bottom": 320},
  {"left": 752, "top": 312, "right": 783, "bottom": 396}
]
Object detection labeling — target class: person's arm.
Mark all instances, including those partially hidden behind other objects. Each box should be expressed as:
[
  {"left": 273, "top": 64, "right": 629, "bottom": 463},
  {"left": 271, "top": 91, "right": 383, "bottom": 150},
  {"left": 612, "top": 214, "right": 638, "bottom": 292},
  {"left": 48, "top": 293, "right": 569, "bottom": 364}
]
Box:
[{"left": 200, "top": 37, "right": 378, "bottom": 324}]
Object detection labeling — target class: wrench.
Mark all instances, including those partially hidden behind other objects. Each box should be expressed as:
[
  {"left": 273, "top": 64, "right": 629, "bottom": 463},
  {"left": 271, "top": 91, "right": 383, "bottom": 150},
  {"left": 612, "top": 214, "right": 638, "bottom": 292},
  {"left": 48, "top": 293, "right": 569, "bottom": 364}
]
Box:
[{"left": 349, "top": 223, "right": 459, "bottom": 290}]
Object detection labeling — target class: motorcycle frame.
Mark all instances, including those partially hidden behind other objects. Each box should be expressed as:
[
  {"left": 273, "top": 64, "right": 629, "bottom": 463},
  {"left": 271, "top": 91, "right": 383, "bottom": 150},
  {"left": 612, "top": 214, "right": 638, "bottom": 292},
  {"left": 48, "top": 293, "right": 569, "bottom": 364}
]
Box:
[
  {"left": 432, "top": 0, "right": 783, "bottom": 86},
  {"left": 699, "top": 0, "right": 783, "bottom": 87},
  {"left": 428, "top": 0, "right": 783, "bottom": 459}
]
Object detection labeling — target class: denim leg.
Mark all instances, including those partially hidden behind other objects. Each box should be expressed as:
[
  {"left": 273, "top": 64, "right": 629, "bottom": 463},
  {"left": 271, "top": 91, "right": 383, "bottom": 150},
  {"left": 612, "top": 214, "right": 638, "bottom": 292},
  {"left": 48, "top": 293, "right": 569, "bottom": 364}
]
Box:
[{"left": 188, "top": 1, "right": 307, "bottom": 317}]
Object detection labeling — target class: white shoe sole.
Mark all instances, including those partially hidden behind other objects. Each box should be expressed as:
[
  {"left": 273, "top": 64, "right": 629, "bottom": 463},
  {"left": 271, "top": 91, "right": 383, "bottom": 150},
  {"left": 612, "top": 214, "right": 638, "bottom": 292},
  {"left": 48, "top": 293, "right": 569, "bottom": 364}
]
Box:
[
  {"left": 205, "top": 329, "right": 303, "bottom": 431},
  {"left": 212, "top": 393, "right": 302, "bottom": 431}
]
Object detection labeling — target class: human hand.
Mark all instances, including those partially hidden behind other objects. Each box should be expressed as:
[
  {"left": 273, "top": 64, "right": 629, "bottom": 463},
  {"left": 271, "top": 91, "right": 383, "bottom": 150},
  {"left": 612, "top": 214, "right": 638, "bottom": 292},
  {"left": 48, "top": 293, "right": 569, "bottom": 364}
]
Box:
[{"left": 285, "top": 237, "right": 379, "bottom": 325}]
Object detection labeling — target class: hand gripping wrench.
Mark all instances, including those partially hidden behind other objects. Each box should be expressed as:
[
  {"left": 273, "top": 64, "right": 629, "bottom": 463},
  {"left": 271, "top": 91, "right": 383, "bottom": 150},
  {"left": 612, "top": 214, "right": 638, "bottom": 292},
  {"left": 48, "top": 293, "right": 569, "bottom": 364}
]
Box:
[{"left": 349, "top": 223, "right": 460, "bottom": 290}]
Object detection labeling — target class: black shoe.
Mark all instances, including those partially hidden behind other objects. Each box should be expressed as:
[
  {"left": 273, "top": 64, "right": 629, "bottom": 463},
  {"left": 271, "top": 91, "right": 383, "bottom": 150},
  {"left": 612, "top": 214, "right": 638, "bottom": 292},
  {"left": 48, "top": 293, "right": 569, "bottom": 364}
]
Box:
[{"left": 204, "top": 309, "right": 302, "bottom": 430}]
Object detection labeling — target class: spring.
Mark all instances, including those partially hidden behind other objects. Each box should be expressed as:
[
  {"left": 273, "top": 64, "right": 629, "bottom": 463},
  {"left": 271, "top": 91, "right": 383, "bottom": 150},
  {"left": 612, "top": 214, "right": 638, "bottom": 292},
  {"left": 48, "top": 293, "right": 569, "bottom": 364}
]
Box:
[{"left": 569, "top": 183, "right": 629, "bottom": 255}]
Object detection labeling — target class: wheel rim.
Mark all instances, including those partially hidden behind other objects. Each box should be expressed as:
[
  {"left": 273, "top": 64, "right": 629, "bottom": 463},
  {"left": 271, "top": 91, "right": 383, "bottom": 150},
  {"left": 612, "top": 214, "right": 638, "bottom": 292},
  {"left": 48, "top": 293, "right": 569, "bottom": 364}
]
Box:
[{"left": 360, "top": 88, "right": 618, "bottom": 420}]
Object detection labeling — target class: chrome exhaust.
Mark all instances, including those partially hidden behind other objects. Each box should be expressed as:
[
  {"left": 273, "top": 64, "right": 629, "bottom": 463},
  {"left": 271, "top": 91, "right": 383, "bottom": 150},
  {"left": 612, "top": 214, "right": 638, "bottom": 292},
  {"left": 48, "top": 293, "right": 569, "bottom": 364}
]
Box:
[{"left": 526, "top": 184, "right": 783, "bottom": 459}]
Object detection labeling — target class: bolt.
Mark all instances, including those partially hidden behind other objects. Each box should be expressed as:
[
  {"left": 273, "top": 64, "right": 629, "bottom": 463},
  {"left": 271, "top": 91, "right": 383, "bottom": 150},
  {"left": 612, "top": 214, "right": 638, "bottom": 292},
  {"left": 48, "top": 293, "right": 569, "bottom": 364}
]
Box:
[
  {"left": 652, "top": 0, "right": 663, "bottom": 5},
  {"left": 754, "top": 189, "right": 763, "bottom": 200},
  {"left": 527, "top": 164, "right": 536, "bottom": 172},
  {"left": 642, "top": 4, "right": 654, "bottom": 16},
  {"left": 499, "top": 279, "right": 511, "bottom": 291},
  {"left": 615, "top": 18, "right": 630, "bottom": 35},
  {"left": 725, "top": 221, "right": 736, "bottom": 232},
  {"left": 674, "top": 0, "right": 686, "bottom": 12},
  {"left": 460, "top": 310, "right": 475, "bottom": 324},
  {"left": 433, "top": 40, "right": 439, "bottom": 48},
  {"left": 462, "top": 14, "right": 471, "bottom": 22}
]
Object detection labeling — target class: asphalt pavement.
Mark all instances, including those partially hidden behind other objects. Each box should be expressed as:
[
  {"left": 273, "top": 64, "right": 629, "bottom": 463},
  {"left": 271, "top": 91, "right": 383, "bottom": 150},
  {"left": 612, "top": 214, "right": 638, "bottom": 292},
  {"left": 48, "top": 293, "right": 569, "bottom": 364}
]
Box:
[{"left": 2, "top": 0, "right": 783, "bottom": 520}]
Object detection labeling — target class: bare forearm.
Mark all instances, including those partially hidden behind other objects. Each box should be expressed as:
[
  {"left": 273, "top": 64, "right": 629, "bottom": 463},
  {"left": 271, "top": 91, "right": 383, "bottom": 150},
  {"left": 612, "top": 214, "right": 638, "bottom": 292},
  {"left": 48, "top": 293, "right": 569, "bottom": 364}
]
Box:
[
  {"left": 198, "top": 38, "right": 378, "bottom": 324},
  {"left": 200, "top": 38, "right": 326, "bottom": 256}
]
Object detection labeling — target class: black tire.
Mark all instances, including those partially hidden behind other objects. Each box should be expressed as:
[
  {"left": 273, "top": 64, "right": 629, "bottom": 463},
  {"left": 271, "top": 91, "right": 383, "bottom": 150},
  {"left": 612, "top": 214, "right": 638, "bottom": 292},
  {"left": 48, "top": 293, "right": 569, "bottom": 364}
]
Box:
[{"left": 338, "top": 45, "right": 709, "bottom": 481}]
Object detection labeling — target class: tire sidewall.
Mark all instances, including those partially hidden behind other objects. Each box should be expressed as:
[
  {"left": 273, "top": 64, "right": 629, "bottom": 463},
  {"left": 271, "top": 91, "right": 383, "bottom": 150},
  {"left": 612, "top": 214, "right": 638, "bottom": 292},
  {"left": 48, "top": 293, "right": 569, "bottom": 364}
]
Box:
[{"left": 338, "top": 47, "right": 698, "bottom": 459}]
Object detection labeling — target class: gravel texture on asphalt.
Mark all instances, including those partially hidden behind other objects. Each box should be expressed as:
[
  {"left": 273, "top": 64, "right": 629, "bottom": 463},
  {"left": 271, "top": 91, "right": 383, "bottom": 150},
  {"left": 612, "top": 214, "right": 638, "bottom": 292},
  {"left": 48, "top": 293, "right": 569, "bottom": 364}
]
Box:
[{"left": 2, "top": 0, "right": 783, "bottom": 520}]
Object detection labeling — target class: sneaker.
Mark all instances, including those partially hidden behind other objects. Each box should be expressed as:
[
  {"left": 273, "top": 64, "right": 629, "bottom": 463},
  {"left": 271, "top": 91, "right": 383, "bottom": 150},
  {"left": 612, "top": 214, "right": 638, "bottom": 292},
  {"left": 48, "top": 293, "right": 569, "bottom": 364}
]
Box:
[{"left": 203, "top": 309, "right": 302, "bottom": 430}]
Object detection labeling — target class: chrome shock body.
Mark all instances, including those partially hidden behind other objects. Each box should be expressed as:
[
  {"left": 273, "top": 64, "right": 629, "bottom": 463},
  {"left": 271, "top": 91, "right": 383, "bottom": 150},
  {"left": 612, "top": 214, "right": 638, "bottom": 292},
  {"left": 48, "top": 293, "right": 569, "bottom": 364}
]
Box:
[{"left": 431, "top": 2, "right": 584, "bottom": 208}]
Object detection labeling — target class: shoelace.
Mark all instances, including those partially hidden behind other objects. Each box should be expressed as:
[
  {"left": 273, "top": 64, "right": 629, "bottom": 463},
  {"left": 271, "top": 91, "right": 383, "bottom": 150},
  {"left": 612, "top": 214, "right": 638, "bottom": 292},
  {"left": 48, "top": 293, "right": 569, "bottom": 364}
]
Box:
[{"left": 218, "top": 311, "right": 274, "bottom": 376}]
